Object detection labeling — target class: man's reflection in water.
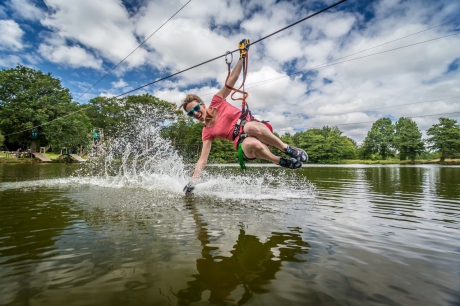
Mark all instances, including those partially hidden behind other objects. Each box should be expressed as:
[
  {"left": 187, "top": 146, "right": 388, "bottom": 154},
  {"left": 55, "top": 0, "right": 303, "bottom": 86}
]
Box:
[{"left": 177, "top": 202, "right": 310, "bottom": 305}]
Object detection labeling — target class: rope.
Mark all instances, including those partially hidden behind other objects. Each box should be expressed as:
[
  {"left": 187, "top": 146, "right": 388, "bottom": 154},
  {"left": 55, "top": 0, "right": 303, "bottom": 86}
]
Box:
[
  {"left": 225, "top": 52, "right": 249, "bottom": 108},
  {"left": 115, "top": 0, "right": 347, "bottom": 98},
  {"left": 74, "top": 0, "right": 192, "bottom": 102},
  {"left": 5, "top": 0, "right": 346, "bottom": 137},
  {"left": 276, "top": 111, "right": 460, "bottom": 132},
  {"left": 4, "top": 0, "right": 193, "bottom": 137}
]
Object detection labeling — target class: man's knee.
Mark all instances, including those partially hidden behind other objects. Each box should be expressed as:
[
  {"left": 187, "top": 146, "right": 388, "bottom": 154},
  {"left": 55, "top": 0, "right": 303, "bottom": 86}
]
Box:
[
  {"left": 244, "top": 138, "right": 265, "bottom": 153},
  {"left": 243, "top": 122, "right": 262, "bottom": 136}
]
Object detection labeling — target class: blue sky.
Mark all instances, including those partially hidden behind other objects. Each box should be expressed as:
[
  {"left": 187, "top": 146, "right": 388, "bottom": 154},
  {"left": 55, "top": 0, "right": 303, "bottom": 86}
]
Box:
[{"left": 1, "top": 0, "right": 459, "bottom": 142}]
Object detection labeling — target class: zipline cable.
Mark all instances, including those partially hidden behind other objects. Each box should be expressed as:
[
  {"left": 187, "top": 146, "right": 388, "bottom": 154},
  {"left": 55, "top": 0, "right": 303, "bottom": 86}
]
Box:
[
  {"left": 6, "top": 30, "right": 458, "bottom": 137},
  {"left": 5, "top": 1, "right": 192, "bottom": 137},
  {"left": 276, "top": 110, "right": 460, "bottom": 132},
  {"left": 243, "top": 32, "right": 460, "bottom": 92},
  {"left": 167, "top": 17, "right": 460, "bottom": 105},
  {"left": 265, "top": 97, "right": 460, "bottom": 125},
  {"left": 115, "top": 0, "right": 347, "bottom": 97},
  {"left": 5, "top": 0, "right": 347, "bottom": 136},
  {"left": 73, "top": 0, "right": 192, "bottom": 103}
]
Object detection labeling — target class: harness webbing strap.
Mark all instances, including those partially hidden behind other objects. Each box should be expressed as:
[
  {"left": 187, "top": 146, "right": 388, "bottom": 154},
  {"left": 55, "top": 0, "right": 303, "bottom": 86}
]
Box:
[
  {"left": 232, "top": 108, "right": 251, "bottom": 140},
  {"left": 237, "top": 143, "right": 246, "bottom": 170}
]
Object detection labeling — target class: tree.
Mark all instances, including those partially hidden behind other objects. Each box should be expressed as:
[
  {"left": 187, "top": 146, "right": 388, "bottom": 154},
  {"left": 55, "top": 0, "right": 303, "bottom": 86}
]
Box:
[
  {"left": 161, "top": 117, "right": 238, "bottom": 163},
  {"left": 84, "top": 96, "right": 123, "bottom": 137},
  {"left": 85, "top": 94, "right": 180, "bottom": 138},
  {"left": 394, "top": 117, "right": 424, "bottom": 161},
  {"left": 42, "top": 103, "right": 93, "bottom": 151},
  {"left": 0, "top": 130, "right": 4, "bottom": 147},
  {"left": 362, "top": 118, "right": 394, "bottom": 160},
  {"left": 426, "top": 117, "right": 460, "bottom": 162},
  {"left": 294, "top": 126, "right": 356, "bottom": 163},
  {"left": 0, "top": 65, "right": 92, "bottom": 151}
]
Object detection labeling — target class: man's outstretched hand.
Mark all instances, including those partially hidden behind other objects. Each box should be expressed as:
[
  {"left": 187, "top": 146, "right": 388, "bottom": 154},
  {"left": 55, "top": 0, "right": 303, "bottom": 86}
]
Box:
[{"left": 183, "top": 182, "right": 195, "bottom": 196}]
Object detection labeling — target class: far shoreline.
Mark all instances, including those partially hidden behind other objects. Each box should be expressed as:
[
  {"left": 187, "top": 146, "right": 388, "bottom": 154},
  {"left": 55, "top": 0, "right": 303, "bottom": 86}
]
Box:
[{"left": 1, "top": 154, "right": 459, "bottom": 166}]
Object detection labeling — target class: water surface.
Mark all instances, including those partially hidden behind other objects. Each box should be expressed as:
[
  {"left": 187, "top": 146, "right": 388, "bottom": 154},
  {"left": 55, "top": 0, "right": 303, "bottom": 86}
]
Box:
[{"left": 0, "top": 164, "right": 459, "bottom": 306}]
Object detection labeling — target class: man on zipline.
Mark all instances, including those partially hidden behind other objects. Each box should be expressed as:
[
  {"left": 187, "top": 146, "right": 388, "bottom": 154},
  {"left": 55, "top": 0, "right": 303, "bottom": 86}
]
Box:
[{"left": 182, "top": 39, "right": 308, "bottom": 196}]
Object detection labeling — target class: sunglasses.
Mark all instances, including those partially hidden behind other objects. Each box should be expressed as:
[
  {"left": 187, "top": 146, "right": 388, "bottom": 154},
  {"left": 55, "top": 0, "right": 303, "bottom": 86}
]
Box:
[{"left": 186, "top": 102, "right": 202, "bottom": 117}]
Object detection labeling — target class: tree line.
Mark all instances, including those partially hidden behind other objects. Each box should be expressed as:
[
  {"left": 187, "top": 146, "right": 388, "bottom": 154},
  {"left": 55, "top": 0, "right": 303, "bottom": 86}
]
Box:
[{"left": 1, "top": 65, "right": 459, "bottom": 162}]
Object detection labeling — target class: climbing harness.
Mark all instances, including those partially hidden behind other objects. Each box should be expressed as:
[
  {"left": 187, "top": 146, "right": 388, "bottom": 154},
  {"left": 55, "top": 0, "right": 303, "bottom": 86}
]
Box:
[
  {"left": 224, "top": 41, "right": 251, "bottom": 142},
  {"left": 225, "top": 40, "right": 273, "bottom": 170}
]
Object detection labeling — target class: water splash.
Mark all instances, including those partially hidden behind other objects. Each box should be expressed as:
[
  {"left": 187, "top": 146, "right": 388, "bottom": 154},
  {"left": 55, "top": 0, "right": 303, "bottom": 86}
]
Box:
[{"left": 1, "top": 107, "right": 317, "bottom": 200}]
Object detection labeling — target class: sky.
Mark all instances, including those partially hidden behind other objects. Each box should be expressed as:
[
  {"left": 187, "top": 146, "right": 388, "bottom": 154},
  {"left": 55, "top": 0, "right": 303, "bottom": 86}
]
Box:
[{"left": 1, "top": 0, "right": 459, "bottom": 143}]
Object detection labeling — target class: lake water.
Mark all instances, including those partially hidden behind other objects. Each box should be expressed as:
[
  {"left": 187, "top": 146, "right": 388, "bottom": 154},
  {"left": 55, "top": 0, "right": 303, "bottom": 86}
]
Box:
[{"left": 0, "top": 163, "right": 459, "bottom": 306}]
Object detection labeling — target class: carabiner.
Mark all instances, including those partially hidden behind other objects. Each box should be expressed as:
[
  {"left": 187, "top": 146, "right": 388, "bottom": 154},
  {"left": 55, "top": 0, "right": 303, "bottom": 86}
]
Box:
[{"left": 225, "top": 51, "right": 233, "bottom": 65}]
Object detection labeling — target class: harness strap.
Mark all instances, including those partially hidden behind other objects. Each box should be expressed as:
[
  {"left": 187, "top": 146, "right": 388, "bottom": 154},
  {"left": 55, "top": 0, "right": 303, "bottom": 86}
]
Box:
[
  {"left": 232, "top": 108, "right": 250, "bottom": 140},
  {"left": 237, "top": 143, "right": 246, "bottom": 170}
]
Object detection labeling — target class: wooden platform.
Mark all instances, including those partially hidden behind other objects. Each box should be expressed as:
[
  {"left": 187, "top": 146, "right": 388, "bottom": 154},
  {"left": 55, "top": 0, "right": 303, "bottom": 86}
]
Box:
[
  {"left": 69, "top": 154, "right": 87, "bottom": 162},
  {"left": 32, "top": 153, "right": 52, "bottom": 162}
]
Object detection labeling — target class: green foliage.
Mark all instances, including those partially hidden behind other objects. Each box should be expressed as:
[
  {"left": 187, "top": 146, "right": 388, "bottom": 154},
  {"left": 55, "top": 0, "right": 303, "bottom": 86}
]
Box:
[
  {"left": 209, "top": 138, "right": 237, "bottom": 163},
  {"left": 394, "top": 117, "right": 425, "bottom": 161},
  {"left": 85, "top": 94, "right": 180, "bottom": 138},
  {"left": 286, "top": 126, "right": 356, "bottom": 163},
  {"left": 161, "top": 118, "right": 203, "bottom": 162},
  {"left": 161, "top": 118, "right": 237, "bottom": 163},
  {"left": 44, "top": 103, "right": 93, "bottom": 151},
  {"left": 419, "top": 151, "right": 440, "bottom": 160},
  {"left": 362, "top": 118, "right": 394, "bottom": 160},
  {"left": 279, "top": 132, "right": 295, "bottom": 146},
  {"left": 1, "top": 66, "right": 458, "bottom": 164},
  {"left": 426, "top": 117, "right": 460, "bottom": 162},
  {"left": 0, "top": 65, "right": 92, "bottom": 150},
  {"left": 84, "top": 96, "right": 123, "bottom": 137}
]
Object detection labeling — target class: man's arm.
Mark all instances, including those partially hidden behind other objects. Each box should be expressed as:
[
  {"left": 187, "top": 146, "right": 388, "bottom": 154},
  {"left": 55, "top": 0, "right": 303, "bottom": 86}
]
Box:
[
  {"left": 216, "top": 59, "right": 243, "bottom": 99},
  {"left": 191, "top": 140, "right": 212, "bottom": 181},
  {"left": 184, "top": 140, "right": 212, "bottom": 196}
]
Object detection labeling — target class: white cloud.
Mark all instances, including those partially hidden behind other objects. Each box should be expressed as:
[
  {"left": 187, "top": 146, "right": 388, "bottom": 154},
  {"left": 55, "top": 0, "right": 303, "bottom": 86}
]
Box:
[
  {"left": 153, "top": 85, "right": 221, "bottom": 107},
  {"left": 38, "top": 44, "right": 102, "bottom": 68},
  {"left": 315, "top": 12, "right": 356, "bottom": 38},
  {"left": 7, "top": 0, "right": 458, "bottom": 143},
  {"left": 135, "top": 11, "right": 237, "bottom": 84},
  {"left": 21, "top": 53, "right": 42, "bottom": 65},
  {"left": 111, "top": 79, "right": 128, "bottom": 88},
  {"left": 41, "top": 0, "right": 149, "bottom": 68},
  {"left": 0, "top": 20, "right": 24, "bottom": 51},
  {"left": 99, "top": 92, "right": 116, "bottom": 98},
  {"left": 150, "top": 0, "right": 460, "bottom": 143},
  {"left": 0, "top": 54, "right": 22, "bottom": 67},
  {"left": 8, "top": 0, "right": 45, "bottom": 21},
  {"left": 151, "top": 0, "right": 459, "bottom": 143}
]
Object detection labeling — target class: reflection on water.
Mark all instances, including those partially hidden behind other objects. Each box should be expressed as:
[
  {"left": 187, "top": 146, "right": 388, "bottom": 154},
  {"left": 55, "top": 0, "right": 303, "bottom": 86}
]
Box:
[
  {"left": 0, "top": 164, "right": 459, "bottom": 306},
  {"left": 433, "top": 167, "right": 460, "bottom": 200},
  {"left": 364, "top": 166, "right": 424, "bottom": 195},
  {"left": 177, "top": 202, "right": 309, "bottom": 305},
  {"left": 0, "top": 190, "right": 74, "bottom": 266}
]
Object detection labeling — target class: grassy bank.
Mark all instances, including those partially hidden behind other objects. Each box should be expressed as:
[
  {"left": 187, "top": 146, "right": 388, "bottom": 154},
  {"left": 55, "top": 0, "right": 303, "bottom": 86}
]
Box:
[
  {"left": 1, "top": 152, "right": 459, "bottom": 165},
  {"left": 340, "top": 159, "right": 460, "bottom": 165},
  {"left": 0, "top": 152, "right": 67, "bottom": 163}
]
